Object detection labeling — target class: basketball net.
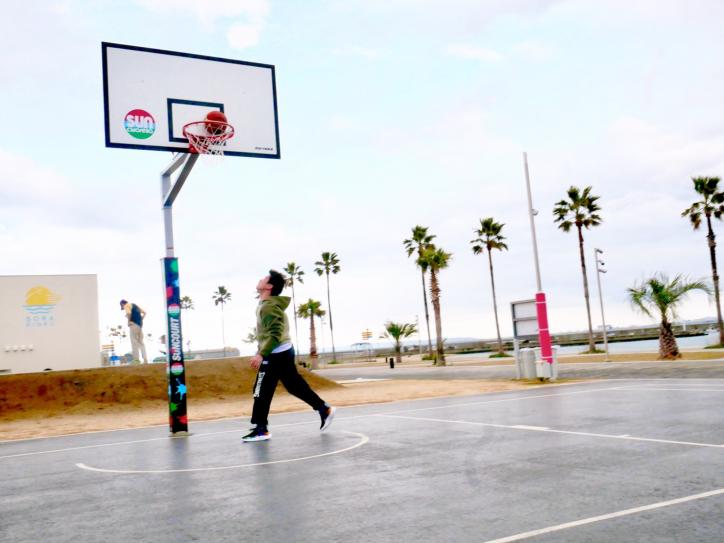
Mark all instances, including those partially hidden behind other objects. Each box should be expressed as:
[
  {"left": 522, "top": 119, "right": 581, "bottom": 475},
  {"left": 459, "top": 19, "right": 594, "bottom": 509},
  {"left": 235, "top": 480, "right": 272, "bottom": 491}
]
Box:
[{"left": 183, "top": 121, "right": 235, "bottom": 156}]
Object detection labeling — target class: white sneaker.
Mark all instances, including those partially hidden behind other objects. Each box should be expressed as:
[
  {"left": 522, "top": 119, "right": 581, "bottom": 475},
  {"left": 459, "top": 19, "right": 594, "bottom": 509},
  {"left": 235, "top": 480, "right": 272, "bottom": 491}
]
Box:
[{"left": 320, "top": 406, "right": 336, "bottom": 431}]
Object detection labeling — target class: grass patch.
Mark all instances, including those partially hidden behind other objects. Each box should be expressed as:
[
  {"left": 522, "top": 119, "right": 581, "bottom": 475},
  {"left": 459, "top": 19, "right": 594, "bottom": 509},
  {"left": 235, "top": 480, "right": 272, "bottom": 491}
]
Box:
[
  {"left": 579, "top": 348, "right": 606, "bottom": 354},
  {"left": 489, "top": 352, "right": 512, "bottom": 358},
  {"left": 704, "top": 343, "right": 724, "bottom": 349}
]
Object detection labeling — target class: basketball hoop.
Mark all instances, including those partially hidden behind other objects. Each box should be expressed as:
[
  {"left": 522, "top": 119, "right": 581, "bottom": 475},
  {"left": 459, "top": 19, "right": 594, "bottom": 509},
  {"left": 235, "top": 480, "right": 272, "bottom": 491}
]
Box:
[{"left": 183, "top": 121, "right": 235, "bottom": 156}]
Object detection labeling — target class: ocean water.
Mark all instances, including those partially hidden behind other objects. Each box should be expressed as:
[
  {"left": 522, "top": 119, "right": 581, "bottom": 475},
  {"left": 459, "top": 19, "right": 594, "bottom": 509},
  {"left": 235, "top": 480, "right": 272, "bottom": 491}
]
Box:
[{"left": 450, "top": 334, "right": 714, "bottom": 360}]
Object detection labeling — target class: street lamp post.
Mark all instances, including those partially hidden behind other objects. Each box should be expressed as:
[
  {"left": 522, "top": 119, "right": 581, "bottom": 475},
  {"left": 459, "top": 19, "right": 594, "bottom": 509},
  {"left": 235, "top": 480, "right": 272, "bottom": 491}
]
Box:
[
  {"left": 594, "top": 248, "right": 610, "bottom": 361},
  {"left": 522, "top": 153, "right": 554, "bottom": 377}
]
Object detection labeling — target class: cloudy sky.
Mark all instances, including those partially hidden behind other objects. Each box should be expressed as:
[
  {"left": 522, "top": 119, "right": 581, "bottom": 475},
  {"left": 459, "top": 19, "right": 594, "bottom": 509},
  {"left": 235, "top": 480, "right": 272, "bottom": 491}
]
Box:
[{"left": 2, "top": 0, "right": 724, "bottom": 357}]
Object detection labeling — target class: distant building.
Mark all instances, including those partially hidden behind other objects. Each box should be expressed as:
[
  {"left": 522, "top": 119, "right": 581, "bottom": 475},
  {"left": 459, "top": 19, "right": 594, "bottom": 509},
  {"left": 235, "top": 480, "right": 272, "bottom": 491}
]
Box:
[{"left": 0, "top": 274, "right": 100, "bottom": 374}]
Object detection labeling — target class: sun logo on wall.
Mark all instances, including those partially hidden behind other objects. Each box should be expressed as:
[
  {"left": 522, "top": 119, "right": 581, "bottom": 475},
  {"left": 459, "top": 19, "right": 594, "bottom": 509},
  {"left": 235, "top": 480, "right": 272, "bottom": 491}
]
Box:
[{"left": 24, "top": 286, "right": 61, "bottom": 327}]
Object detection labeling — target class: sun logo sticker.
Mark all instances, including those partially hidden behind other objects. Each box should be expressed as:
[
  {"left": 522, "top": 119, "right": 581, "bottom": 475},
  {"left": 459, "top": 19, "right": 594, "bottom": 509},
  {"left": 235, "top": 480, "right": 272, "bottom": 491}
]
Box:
[
  {"left": 24, "top": 286, "right": 61, "bottom": 327},
  {"left": 124, "top": 109, "right": 156, "bottom": 139}
]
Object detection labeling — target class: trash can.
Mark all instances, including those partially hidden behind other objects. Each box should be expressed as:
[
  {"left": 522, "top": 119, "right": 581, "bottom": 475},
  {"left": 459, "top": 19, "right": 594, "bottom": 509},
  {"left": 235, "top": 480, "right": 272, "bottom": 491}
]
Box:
[
  {"left": 534, "top": 347, "right": 559, "bottom": 380},
  {"left": 518, "top": 348, "right": 536, "bottom": 379},
  {"left": 389, "top": 357, "right": 395, "bottom": 369}
]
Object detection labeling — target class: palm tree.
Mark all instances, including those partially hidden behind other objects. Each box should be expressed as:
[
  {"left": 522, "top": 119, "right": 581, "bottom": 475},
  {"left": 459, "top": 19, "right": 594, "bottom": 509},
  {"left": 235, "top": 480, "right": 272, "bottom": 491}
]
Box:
[
  {"left": 179, "top": 296, "right": 194, "bottom": 352},
  {"left": 627, "top": 274, "right": 710, "bottom": 359},
  {"left": 212, "top": 286, "right": 231, "bottom": 356},
  {"left": 242, "top": 328, "right": 257, "bottom": 344},
  {"left": 284, "top": 262, "right": 305, "bottom": 351},
  {"left": 553, "top": 186, "right": 602, "bottom": 352},
  {"left": 298, "top": 299, "right": 326, "bottom": 369},
  {"left": 314, "top": 252, "right": 341, "bottom": 362},
  {"left": 471, "top": 218, "right": 508, "bottom": 356},
  {"left": 418, "top": 246, "right": 452, "bottom": 365},
  {"left": 382, "top": 321, "right": 418, "bottom": 366},
  {"left": 682, "top": 177, "right": 724, "bottom": 345},
  {"left": 403, "top": 226, "right": 436, "bottom": 357}
]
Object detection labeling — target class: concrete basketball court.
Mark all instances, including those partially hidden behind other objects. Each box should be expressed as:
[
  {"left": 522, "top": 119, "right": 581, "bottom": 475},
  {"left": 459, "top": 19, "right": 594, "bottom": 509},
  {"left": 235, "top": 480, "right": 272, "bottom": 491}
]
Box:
[{"left": 2, "top": 379, "right": 723, "bottom": 542}]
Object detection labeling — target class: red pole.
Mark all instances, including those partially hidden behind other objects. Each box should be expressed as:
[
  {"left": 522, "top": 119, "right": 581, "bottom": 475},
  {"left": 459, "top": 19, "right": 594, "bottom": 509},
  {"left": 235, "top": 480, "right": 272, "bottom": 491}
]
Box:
[{"left": 536, "top": 291, "right": 553, "bottom": 365}]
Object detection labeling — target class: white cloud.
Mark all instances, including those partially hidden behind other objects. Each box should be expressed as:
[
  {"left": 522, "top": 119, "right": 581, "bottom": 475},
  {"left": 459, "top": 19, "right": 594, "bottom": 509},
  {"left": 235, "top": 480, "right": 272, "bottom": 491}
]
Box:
[
  {"left": 447, "top": 44, "right": 504, "bottom": 62},
  {"left": 513, "top": 40, "right": 553, "bottom": 61},
  {"left": 227, "top": 22, "right": 264, "bottom": 49},
  {"left": 135, "top": 0, "right": 269, "bottom": 49},
  {"left": 608, "top": 117, "right": 724, "bottom": 183}
]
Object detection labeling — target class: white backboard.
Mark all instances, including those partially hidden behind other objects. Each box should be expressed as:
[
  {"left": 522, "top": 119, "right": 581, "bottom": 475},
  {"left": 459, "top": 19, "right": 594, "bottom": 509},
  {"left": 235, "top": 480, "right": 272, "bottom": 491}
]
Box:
[{"left": 102, "top": 42, "right": 280, "bottom": 158}]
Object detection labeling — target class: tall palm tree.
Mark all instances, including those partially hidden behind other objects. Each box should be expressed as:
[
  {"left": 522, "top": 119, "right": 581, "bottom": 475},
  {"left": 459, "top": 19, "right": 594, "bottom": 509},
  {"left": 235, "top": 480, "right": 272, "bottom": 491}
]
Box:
[
  {"left": 682, "top": 176, "right": 724, "bottom": 345},
  {"left": 627, "top": 274, "right": 710, "bottom": 359},
  {"left": 403, "top": 226, "right": 436, "bottom": 358},
  {"left": 298, "top": 299, "right": 325, "bottom": 369},
  {"left": 212, "top": 286, "right": 231, "bottom": 356},
  {"left": 314, "top": 252, "right": 341, "bottom": 362},
  {"left": 382, "top": 321, "right": 418, "bottom": 366},
  {"left": 553, "top": 185, "right": 602, "bottom": 352},
  {"left": 418, "top": 246, "right": 452, "bottom": 365},
  {"left": 284, "top": 262, "right": 305, "bottom": 351},
  {"left": 471, "top": 217, "right": 508, "bottom": 355},
  {"left": 179, "top": 296, "right": 194, "bottom": 352}
]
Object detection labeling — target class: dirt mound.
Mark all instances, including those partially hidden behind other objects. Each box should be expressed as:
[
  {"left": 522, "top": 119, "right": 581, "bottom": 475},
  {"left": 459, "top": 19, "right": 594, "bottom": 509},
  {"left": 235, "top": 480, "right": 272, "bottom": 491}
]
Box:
[{"left": 0, "top": 357, "right": 341, "bottom": 419}]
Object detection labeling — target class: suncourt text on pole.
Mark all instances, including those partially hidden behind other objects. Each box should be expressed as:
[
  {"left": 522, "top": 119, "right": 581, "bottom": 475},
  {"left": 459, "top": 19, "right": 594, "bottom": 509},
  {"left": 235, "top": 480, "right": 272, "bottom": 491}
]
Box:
[{"left": 164, "top": 257, "right": 188, "bottom": 433}]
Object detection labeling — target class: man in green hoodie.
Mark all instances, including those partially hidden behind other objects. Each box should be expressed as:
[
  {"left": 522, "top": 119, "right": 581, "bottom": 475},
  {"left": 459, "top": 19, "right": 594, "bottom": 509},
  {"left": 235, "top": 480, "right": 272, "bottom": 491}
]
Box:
[{"left": 243, "top": 269, "right": 335, "bottom": 442}]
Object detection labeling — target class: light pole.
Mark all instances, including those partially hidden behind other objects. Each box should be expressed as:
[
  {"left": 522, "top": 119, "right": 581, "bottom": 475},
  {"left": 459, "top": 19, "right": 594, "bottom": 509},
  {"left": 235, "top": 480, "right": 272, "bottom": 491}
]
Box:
[
  {"left": 522, "top": 152, "right": 554, "bottom": 376},
  {"left": 594, "top": 248, "right": 610, "bottom": 361},
  {"left": 416, "top": 314, "right": 423, "bottom": 358}
]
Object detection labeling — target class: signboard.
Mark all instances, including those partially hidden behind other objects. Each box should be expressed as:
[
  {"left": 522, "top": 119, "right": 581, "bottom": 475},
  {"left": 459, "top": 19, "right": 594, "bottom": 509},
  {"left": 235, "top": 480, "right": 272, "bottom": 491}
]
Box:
[{"left": 511, "top": 299, "right": 539, "bottom": 339}]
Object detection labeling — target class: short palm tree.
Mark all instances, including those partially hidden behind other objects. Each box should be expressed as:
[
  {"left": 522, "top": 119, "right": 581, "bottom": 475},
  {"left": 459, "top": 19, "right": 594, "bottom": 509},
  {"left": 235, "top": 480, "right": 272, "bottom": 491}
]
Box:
[
  {"left": 471, "top": 217, "right": 508, "bottom": 355},
  {"left": 682, "top": 176, "right": 724, "bottom": 345},
  {"left": 418, "top": 246, "right": 452, "bottom": 365},
  {"left": 382, "top": 321, "right": 418, "bottom": 366},
  {"left": 628, "top": 274, "right": 710, "bottom": 359},
  {"left": 179, "top": 296, "right": 194, "bottom": 351},
  {"left": 553, "top": 186, "right": 602, "bottom": 352},
  {"left": 403, "top": 226, "right": 436, "bottom": 357},
  {"left": 212, "top": 286, "right": 231, "bottom": 356},
  {"left": 298, "top": 299, "right": 326, "bottom": 369},
  {"left": 314, "top": 252, "right": 341, "bottom": 362},
  {"left": 284, "top": 262, "right": 305, "bottom": 350},
  {"left": 241, "top": 329, "right": 258, "bottom": 347}
]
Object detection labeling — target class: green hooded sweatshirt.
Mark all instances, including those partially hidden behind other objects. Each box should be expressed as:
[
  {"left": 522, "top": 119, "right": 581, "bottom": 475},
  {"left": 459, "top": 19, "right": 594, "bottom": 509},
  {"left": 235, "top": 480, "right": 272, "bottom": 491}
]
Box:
[{"left": 256, "top": 296, "right": 292, "bottom": 357}]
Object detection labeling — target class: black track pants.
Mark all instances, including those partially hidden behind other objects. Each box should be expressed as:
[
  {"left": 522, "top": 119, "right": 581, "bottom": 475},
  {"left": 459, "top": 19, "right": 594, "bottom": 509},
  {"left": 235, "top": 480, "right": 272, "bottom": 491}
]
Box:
[{"left": 250, "top": 348, "right": 326, "bottom": 427}]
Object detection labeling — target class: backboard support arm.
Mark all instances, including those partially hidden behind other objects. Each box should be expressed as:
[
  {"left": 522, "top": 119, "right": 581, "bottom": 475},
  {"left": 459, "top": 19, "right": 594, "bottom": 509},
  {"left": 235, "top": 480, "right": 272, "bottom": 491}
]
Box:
[{"left": 160, "top": 152, "right": 198, "bottom": 435}]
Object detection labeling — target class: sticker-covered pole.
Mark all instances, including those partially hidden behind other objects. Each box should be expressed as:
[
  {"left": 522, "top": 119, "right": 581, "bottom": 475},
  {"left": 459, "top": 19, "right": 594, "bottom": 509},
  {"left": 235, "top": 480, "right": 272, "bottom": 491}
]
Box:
[
  {"left": 164, "top": 257, "right": 188, "bottom": 433},
  {"left": 160, "top": 153, "right": 196, "bottom": 435}
]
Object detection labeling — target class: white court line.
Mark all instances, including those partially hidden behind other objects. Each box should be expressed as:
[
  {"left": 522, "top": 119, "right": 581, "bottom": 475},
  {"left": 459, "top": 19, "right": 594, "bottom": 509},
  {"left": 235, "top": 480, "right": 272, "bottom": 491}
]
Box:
[
  {"left": 481, "top": 488, "right": 724, "bottom": 543},
  {"left": 0, "top": 419, "right": 327, "bottom": 460},
  {"left": 377, "top": 414, "right": 724, "bottom": 449},
  {"left": 0, "top": 388, "right": 617, "bottom": 458},
  {"left": 75, "top": 431, "right": 368, "bottom": 474},
  {"left": 2, "top": 380, "right": 715, "bottom": 458},
  {"left": 0, "top": 379, "right": 603, "bottom": 445},
  {"left": 613, "top": 387, "right": 724, "bottom": 393},
  {"left": 381, "top": 387, "right": 620, "bottom": 416}
]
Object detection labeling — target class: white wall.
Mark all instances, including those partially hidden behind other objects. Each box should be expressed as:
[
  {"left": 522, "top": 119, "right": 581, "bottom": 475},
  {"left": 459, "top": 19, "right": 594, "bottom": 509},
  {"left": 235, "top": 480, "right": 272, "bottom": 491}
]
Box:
[{"left": 0, "top": 274, "right": 100, "bottom": 374}]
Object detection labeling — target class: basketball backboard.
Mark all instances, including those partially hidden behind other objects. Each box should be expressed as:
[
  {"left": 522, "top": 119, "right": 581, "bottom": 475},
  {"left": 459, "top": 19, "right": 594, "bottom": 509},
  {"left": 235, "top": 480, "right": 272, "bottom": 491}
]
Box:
[{"left": 102, "top": 42, "right": 280, "bottom": 158}]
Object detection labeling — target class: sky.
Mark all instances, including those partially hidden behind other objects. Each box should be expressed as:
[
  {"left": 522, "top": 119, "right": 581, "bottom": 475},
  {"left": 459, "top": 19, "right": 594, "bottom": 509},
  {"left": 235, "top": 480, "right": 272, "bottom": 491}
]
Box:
[{"left": 2, "top": 0, "right": 724, "bottom": 358}]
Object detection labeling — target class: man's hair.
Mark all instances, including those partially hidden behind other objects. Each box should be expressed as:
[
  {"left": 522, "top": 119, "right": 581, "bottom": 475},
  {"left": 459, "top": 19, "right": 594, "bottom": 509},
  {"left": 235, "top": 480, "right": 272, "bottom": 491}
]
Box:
[{"left": 268, "top": 269, "right": 286, "bottom": 296}]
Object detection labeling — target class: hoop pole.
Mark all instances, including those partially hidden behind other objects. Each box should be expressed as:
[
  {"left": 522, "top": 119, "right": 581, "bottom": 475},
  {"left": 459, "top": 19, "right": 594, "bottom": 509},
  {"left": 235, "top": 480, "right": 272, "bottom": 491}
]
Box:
[{"left": 160, "top": 152, "right": 198, "bottom": 435}]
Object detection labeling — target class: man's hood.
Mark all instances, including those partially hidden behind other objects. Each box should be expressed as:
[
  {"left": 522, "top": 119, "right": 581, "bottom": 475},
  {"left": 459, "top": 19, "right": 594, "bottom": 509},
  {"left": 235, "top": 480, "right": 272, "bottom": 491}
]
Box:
[{"left": 265, "top": 296, "right": 291, "bottom": 310}]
